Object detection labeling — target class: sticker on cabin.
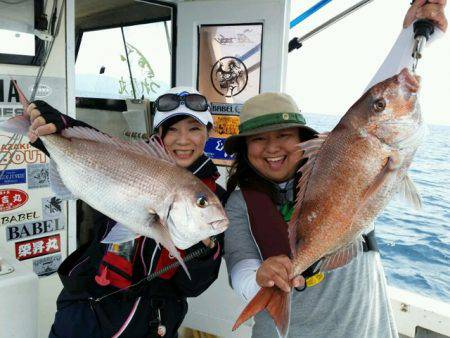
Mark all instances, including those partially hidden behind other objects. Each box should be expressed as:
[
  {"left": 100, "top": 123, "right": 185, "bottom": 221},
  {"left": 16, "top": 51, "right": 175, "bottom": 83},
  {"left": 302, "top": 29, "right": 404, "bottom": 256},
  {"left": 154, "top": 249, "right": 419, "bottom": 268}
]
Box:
[
  {"left": 0, "top": 136, "right": 47, "bottom": 165},
  {"left": 1, "top": 76, "right": 66, "bottom": 122},
  {"left": 0, "top": 210, "right": 40, "bottom": 227},
  {"left": 210, "top": 115, "right": 240, "bottom": 139},
  {"left": 15, "top": 234, "right": 61, "bottom": 261},
  {"left": 0, "top": 169, "right": 26, "bottom": 186},
  {"left": 204, "top": 137, "right": 234, "bottom": 163},
  {"left": 42, "top": 196, "right": 63, "bottom": 219},
  {"left": 28, "top": 83, "right": 53, "bottom": 100},
  {"left": 211, "top": 57, "right": 248, "bottom": 98},
  {"left": 27, "top": 163, "right": 50, "bottom": 189},
  {"left": 210, "top": 102, "right": 242, "bottom": 116},
  {"left": 198, "top": 24, "right": 262, "bottom": 102},
  {"left": 0, "top": 188, "right": 28, "bottom": 212},
  {"left": 6, "top": 218, "right": 65, "bottom": 241},
  {"left": 33, "top": 254, "right": 62, "bottom": 277}
]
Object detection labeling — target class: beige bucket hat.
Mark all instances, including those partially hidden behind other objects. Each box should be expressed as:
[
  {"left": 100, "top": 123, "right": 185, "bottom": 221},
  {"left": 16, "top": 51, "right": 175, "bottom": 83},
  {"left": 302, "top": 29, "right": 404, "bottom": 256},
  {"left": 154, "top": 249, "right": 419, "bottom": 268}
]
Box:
[{"left": 224, "top": 92, "right": 317, "bottom": 155}]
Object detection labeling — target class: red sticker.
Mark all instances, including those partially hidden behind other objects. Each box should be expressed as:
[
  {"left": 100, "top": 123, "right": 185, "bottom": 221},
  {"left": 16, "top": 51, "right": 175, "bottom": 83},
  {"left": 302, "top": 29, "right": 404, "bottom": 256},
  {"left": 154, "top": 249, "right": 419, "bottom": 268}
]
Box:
[
  {"left": 15, "top": 234, "right": 61, "bottom": 261},
  {"left": 0, "top": 189, "right": 28, "bottom": 212}
]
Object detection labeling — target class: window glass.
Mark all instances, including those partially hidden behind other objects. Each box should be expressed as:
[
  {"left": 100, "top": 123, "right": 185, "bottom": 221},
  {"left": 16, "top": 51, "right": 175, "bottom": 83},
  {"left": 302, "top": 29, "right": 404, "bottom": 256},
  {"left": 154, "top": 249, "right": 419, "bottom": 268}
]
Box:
[
  {"left": 0, "top": 29, "right": 35, "bottom": 55},
  {"left": 75, "top": 21, "right": 172, "bottom": 100},
  {"left": 75, "top": 28, "right": 130, "bottom": 99},
  {"left": 122, "top": 22, "right": 172, "bottom": 100}
]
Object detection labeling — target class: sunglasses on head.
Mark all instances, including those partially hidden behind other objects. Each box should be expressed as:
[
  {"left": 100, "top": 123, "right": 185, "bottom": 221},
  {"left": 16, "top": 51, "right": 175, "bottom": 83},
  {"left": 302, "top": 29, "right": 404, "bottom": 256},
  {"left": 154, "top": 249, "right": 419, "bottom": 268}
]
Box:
[{"left": 156, "top": 93, "right": 209, "bottom": 112}]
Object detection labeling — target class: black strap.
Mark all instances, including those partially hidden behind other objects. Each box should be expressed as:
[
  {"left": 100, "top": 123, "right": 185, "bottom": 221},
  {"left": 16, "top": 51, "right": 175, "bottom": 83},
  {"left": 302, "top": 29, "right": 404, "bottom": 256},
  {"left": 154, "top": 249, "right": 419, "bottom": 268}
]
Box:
[
  {"left": 362, "top": 230, "right": 379, "bottom": 252},
  {"left": 101, "top": 261, "right": 132, "bottom": 281}
]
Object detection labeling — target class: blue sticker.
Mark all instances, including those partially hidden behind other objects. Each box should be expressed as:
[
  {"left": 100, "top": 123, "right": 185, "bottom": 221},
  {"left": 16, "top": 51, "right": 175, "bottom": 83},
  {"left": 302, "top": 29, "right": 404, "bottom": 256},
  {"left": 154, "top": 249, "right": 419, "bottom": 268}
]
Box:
[
  {"left": 205, "top": 137, "right": 234, "bottom": 160},
  {"left": 0, "top": 169, "right": 26, "bottom": 185}
]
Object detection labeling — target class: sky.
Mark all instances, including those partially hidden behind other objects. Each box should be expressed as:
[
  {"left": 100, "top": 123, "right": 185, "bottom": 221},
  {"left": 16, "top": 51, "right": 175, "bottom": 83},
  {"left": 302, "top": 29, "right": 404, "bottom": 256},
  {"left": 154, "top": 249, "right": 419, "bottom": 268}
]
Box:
[
  {"left": 1, "top": 0, "right": 448, "bottom": 126},
  {"left": 286, "top": 0, "right": 450, "bottom": 126}
]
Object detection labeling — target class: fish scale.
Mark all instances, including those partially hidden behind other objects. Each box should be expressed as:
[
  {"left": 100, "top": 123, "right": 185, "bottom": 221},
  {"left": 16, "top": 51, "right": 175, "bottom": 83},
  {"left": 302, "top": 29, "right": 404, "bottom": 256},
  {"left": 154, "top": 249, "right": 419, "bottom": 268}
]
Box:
[
  {"left": 292, "top": 126, "right": 391, "bottom": 274},
  {"left": 43, "top": 135, "right": 181, "bottom": 226}
]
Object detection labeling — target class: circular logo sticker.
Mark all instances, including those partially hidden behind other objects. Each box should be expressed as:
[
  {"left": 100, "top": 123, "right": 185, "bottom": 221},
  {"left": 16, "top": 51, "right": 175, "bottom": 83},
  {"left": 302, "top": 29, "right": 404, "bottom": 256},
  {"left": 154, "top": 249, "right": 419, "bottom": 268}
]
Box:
[
  {"left": 282, "top": 113, "right": 290, "bottom": 120},
  {"left": 0, "top": 189, "right": 28, "bottom": 212},
  {"left": 29, "top": 84, "right": 52, "bottom": 99},
  {"left": 210, "top": 57, "right": 248, "bottom": 97}
]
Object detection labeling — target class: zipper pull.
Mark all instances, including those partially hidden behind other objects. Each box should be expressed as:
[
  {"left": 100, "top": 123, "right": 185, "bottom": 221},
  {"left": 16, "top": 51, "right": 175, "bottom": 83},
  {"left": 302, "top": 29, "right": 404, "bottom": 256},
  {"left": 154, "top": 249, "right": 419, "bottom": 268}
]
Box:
[
  {"left": 156, "top": 309, "right": 166, "bottom": 337},
  {"left": 94, "top": 267, "right": 110, "bottom": 286}
]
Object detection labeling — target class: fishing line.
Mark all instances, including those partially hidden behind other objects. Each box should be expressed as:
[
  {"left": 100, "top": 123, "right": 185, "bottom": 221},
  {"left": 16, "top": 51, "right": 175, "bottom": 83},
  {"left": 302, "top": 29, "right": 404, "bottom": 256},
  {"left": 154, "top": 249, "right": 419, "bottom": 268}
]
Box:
[
  {"left": 91, "top": 239, "right": 216, "bottom": 304},
  {"left": 1, "top": 1, "right": 65, "bottom": 174},
  {"left": 31, "top": 0, "right": 65, "bottom": 101}
]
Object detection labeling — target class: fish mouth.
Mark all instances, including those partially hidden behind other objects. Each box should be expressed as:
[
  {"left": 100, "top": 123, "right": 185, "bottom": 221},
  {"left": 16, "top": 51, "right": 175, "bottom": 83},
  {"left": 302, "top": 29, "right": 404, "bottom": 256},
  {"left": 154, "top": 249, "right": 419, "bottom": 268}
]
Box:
[
  {"left": 209, "top": 218, "right": 229, "bottom": 230},
  {"left": 399, "top": 68, "right": 420, "bottom": 93}
]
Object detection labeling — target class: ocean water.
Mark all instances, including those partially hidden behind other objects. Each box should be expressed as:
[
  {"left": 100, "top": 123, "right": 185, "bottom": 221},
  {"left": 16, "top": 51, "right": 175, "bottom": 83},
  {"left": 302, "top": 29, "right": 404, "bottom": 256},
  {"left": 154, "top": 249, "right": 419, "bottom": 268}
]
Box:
[{"left": 304, "top": 113, "right": 450, "bottom": 303}]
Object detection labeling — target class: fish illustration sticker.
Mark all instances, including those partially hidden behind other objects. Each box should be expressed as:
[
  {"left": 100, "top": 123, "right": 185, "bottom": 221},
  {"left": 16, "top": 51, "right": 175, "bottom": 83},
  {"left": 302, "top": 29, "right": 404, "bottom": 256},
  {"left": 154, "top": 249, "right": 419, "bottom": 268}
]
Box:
[
  {"left": 211, "top": 56, "right": 248, "bottom": 97},
  {"left": 0, "top": 189, "right": 28, "bottom": 212},
  {"left": 27, "top": 163, "right": 50, "bottom": 189},
  {"left": 42, "top": 196, "right": 63, "bottom": 219}
]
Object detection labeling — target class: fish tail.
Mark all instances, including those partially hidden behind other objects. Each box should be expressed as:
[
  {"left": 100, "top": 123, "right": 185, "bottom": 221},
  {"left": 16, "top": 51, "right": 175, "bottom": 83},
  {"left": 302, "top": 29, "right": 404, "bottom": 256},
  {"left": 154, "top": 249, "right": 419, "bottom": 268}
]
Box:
[
  {"left": 11, "top": 79, "right": 30, "bottom": 113},
  {"left": 233, "top": 287, "right": 291, "bottom": 337},
  {"left": 0, "top": 115, "right": 31, "bottom": 135}
]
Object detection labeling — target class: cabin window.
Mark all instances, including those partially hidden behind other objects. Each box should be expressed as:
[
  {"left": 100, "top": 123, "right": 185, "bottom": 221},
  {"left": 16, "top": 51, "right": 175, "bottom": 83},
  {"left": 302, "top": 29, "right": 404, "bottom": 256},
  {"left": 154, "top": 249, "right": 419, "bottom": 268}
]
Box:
[
  {"left": 0, "top": 0, "right": 45, "bottom": 65},
  {"left": 76, "top": 21, "right": 172, "bottom": 101}
]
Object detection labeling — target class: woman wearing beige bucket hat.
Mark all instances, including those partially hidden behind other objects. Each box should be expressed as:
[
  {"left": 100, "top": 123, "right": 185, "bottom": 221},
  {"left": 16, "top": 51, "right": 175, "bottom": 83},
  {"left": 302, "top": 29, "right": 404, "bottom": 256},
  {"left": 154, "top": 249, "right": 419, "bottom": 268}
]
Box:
[{"left": 223, "top": 92, "right": 397, "bottom": 337}]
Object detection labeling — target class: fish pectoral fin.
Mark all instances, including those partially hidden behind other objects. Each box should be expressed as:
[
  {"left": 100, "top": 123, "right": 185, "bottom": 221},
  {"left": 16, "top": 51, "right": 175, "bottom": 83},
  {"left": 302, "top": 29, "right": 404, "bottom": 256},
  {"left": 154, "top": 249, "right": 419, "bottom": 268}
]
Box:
[
  {"left": 100, "top": 222, "right": 139, "bottom": 244},
  {"left": 317, "top": 238, "right": 364, "bottom": 273},
  {"left": 149, "top": 219, "right": 191, "bottom": 280},
  {"left": 49, "top": 159, "right": 77, "bottom": 200},
  {"left": 396, "top": 174, "right": 422, "bottom": 210},
  {"left": 362, "top": 153, "right": 400, "bottom": 203}
]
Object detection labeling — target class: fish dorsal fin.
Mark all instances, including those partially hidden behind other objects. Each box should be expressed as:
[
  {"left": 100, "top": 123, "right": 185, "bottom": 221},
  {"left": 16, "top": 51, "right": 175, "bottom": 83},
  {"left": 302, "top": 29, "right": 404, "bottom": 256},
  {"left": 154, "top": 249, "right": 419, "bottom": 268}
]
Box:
[
  {"left": 11, "top": 80, "right": 30, "bottom": 112},
  {"left": 61, "top": 128, "right": 175, "bottom": 164},
  {"left": 287, "top": 133, "right": 328, "bottom": 253},
  {"left": 316, "top": 237, "right": 364, "bottom": 273},
  {"left": 396, "top": 174, "right": 422, "bottom": 209}
]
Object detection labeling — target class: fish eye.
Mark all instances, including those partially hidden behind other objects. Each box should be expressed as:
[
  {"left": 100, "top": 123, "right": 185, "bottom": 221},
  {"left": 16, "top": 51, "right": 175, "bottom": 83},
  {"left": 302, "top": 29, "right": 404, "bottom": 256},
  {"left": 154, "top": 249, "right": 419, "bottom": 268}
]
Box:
[
  {"left": 373, "top": 99, "right": 386, "bottom": 112},
  {"left": 196, "top": 195, "right": 208, "bottom": 208}
]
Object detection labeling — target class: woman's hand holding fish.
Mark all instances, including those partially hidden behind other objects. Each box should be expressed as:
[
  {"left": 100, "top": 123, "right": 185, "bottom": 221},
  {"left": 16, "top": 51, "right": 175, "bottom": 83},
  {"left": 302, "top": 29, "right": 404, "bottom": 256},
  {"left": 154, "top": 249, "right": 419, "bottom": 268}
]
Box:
[
  {"left": 201, "top": 237, "right": 215, "bottom": 249},
  {"left": 256, "top": 255, "right": 304, "bottom": 293},
  {"left": 403, "top": 0, "right": 447, "bottom": 32},
  {"left": 27, "top": 101, "right": 66, "bottom": 142}
]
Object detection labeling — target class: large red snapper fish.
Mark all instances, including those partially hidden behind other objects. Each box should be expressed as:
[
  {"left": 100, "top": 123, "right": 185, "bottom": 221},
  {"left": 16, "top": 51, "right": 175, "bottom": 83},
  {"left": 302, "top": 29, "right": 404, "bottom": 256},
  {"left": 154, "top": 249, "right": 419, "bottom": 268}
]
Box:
[
  {"left": 233, "top": 68, "right": 424, "bottom": 336},
  {"left": 0, "top": 81, "right": 228, "bottom": 276}
]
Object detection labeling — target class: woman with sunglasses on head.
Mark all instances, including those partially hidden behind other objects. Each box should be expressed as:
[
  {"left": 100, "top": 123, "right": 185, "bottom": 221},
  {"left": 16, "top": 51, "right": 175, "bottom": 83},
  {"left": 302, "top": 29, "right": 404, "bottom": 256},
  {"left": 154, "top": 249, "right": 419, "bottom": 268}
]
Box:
[{"left": 27, "top": 87, "right": 225, "bottom": 338}]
